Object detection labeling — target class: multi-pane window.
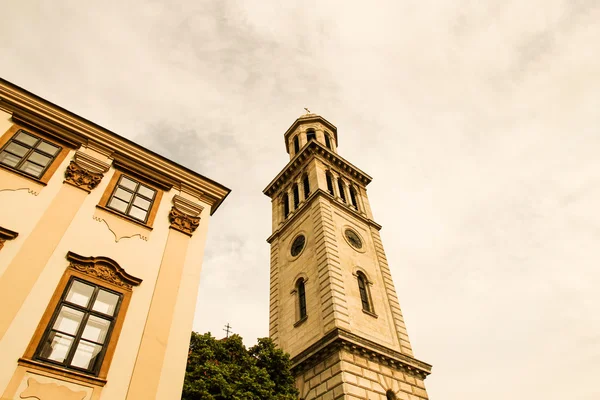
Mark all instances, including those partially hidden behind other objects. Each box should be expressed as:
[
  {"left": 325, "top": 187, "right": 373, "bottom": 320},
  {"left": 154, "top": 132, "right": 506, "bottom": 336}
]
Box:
[
  {"left": 107, "top": 175, "right": 156, "bottom": 223},
  {"left": 297, "top": 278, "right": 307, "bottom": 320},
  {"left": 35, "top": 278, "right": 122, "bottom": 375},
  {"left": 303, "top": 174, "right": 310, "bottom": 199},
  {"left": 293, "top": 136, "right": 300, "bottom": 154},
  {"left": 0, "top": 130, "right": 61, "bottom": 178},
  {"left": 324, "top": 133, "right": 332, "bottom": 149},
  {"left": 306, "top": 130, "right": 316, "bottom": 143},
  {"left": 357, "top": 272, "right": 371, "bottom": 313}
]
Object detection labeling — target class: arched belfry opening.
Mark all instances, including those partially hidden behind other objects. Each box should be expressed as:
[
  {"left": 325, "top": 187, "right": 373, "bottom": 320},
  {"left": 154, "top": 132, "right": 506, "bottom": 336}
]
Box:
[{"left": 386, "top": 389, "right": 397, "bottom": 400}]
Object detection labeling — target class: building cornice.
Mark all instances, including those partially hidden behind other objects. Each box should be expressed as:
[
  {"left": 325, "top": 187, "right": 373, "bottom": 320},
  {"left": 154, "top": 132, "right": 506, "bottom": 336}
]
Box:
[
  {"left": 283, "top": 114, "right": 338, "bottom": 152},
  {"left": 0, "top": 78, "right": 230, "bottom": 215},
  {"left": 263, "top": 140, "right": 372, "bottom": 198},
  {"left": 266, "top": 189, "right": 382, "bottom": 244},
  {"left": 291, "top": 328, "right": 432, "bottom": 380}
]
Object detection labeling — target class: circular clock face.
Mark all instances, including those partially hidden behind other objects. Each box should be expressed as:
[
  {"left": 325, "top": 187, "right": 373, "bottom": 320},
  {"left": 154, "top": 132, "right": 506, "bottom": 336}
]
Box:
[
  {"left": 290, "top": 235, "right": 306, "bottom": 257},
  {"left": 344, "top": 229, "right": 363, "bottom": 249}
]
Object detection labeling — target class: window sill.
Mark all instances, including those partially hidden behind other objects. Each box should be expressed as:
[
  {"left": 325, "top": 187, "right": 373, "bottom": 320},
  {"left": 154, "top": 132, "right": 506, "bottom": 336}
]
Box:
[
  {"left": 18, "top": 358, "right": 107, "bottom": 387},
  {"left": 0, "top": 164, "right": 48, "bottom": 187},
  {"left": 362, "top": 309, "right": 378, "bottom": 319},
  {"left": 294, "top": 316, "right": 308, "bottom": 327},
  {"left": 95, "top": 205, "right": 153, "bottom": 230}
]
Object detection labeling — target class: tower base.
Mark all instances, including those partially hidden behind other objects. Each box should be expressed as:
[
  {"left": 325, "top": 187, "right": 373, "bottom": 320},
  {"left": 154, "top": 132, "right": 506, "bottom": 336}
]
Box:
[{"left": 293, "top": 329, "right": 431, "bottom": 400}]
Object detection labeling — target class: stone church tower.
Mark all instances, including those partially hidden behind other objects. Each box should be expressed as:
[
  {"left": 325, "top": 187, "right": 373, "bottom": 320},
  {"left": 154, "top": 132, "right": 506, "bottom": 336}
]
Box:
[{"left": 264, "top": 113, "right": 432, "bottom": 399}]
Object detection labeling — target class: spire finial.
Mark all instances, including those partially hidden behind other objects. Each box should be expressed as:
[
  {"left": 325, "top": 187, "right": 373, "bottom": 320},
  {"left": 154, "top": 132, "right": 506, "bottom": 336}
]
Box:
[{"left": 303, "top": 107, "right": 311, "bottom": 114}]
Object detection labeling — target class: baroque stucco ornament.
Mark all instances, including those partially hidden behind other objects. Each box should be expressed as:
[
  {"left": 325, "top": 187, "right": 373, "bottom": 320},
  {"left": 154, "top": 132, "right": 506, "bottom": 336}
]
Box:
[
  {"left": 67, "top": 252, "right": 142, "bottom": 290},
  {"left": 169, "top": 206, "right": 200, "bottom": 235},
  {"left": 64, "top": 161, "right": 104, "bottom": 192}
]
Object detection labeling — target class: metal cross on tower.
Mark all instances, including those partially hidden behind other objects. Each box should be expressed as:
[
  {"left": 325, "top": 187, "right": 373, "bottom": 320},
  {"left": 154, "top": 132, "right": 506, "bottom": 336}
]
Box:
[{"left": 223, "top": 323, "right": 233, "bottom": 338}]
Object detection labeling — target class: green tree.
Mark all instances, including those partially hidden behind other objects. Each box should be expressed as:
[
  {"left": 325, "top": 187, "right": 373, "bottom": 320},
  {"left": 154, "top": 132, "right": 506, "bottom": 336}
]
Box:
[{"left": 182, "top": 332, "right": 299, "bottom": 400}]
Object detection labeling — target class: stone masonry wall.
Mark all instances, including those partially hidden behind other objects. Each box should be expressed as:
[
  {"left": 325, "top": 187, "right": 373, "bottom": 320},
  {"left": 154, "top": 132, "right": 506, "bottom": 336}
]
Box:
[{"left": 296, "top": 349, "right": 429, "bottom": 400}]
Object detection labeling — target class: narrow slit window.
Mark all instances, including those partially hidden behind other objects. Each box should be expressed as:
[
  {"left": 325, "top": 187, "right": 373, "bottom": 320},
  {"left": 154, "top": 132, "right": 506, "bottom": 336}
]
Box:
[
  {"left": 357, "top": 273, "right": 371, "bottom": 312},
  {"left": 324, "top": 133, "right": 331, "bottom": 149},
  {"left": 35, "top": 278, "right": 122, "bottom": 375},
  {"left": 107, "top": 175, "right": 156, "bottom": 223},
  {"left": 297, "top": 278, "right": 307, "bottom": 320},
  {"left": 326, "top": 173, "right": 334, "bottom": 196},
  {"left": 293, "top": 184, "right": 300, "bottom": 208},
  {"left": 350, "top": 186, "right": 359, "bottom": 209},
  {"left": 293, "top": 135, "right": 300, "bottom": 154},
  {"left": 283, "top": 193, "right": 290, "bottom": 218},
  {"left": 306, "top": 130, "right": 316, "bottom": 143},
  {"left": 303, "top": 174, "right": 310, "bottom": 199},
  {"left": 338, "top": 179, "right": 347, "bottom": 203},
  {"left": 0, "top": 130, "right": 62, "bottom": 178}
]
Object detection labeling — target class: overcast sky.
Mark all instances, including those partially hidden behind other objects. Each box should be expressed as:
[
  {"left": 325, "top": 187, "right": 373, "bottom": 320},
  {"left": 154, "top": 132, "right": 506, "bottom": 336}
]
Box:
[{"left": 2, "top": 1, "right": 599, "bottom": 399}]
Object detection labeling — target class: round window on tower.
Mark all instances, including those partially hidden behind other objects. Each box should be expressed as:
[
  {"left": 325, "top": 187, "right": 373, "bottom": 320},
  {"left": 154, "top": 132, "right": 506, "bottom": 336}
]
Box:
[
  {"left": 343, "top": 228, "right": 363, "bottom": 251},
  {"left": 290, "top": 234, "right": 306, "bottom": 257}
]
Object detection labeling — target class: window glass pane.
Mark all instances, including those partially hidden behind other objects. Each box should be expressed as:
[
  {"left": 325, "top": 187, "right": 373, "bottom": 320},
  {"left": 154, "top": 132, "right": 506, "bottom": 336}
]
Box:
[
  {"left": 82, "top": 315, "right": 111, "bottom": 344},
  {"left": 0, "top": 152, "right": 21, "bottom": 167},
  {"left": 137, "top": 185, "right": 155, "bottom": 199},
  {"left": 18, "top": 161, "right": 44, "bottom": 177},
  {"left": 5, "top": 142, "right": 29, "bottom": 157},
  {"left": 133, "top": 195, "right": 150, "bottom": 210},
  {"left": 39, "top": 332, "right": 74, "bottom": 362},
  {"left": 52, "top": 306, "right": 84, "bottom": 335},
  {"left": 65, "top": 281, "right": 94, "bottom": 307},
  {"left": 70, "top": 340, "right": 102, "bottom": 370},
  {"left": 113, "top": 187, "right": 133, "bottom": 202},
  {"left": 119, "top": 176, "right": 137, "bottom": 191},
  {"left": 108, "top": 197, "right": 128, "bottom": 213},
  {"left": 36, "top": 141, "right": 60, "bottom": 156},
  {"left": 27, "top": 152, "right": 51, "bottom": 166},
  {"left": 93, "top": 290, "right": 119, "bottom": 316},
  {"left": 128, "top": 206, "right": 147, "bottom": 221},
  {"left": 15, "top": 131, "right": 38, "bottom": 146}
]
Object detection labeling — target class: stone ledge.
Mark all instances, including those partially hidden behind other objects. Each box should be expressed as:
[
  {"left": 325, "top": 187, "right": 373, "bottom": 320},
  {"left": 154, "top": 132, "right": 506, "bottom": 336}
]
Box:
[{"left": 291, "top": 328, "right": 432, "bottom": 380}]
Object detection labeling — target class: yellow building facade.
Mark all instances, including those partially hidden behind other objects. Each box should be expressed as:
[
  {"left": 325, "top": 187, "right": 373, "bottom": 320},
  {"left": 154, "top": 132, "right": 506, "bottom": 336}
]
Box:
[
  {"left": 0, "top": 79, "right": 230, "bottom": 400},
  {"left": 265, "top": 114, "right": 432, "bottom": 399}
]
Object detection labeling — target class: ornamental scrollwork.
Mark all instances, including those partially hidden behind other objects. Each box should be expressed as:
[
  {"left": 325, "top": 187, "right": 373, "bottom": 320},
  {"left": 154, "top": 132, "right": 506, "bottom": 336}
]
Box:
[
  {"left": 66, "top": 252, "right": 142, "bottom": 290},
  {"left": 64, "top": 161, "right": 104, "bottom": 192},
  {"left": 169, "top": 206, "right": 200, "bottom": 235}
]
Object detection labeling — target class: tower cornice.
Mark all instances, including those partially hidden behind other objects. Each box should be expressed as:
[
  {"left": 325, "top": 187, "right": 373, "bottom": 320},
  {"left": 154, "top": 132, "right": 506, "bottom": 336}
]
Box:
[
  {"left": 290, "top": 328, "right": 432, "bottom": 380},
  {"left": 266, "top": 188, "right": 381, "bottom": 243},
  {"left": 263, "top": 140, "right": 372, "bottom": 198}
]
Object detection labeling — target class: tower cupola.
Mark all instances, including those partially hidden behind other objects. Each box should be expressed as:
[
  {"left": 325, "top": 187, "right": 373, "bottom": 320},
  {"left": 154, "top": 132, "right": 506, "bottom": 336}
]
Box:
[{"left": 284, "top": 113, "right": 338, "bottom": 159}]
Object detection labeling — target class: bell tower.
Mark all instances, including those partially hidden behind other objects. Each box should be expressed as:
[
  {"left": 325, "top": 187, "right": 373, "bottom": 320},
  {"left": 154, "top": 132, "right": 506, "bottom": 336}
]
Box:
[{"left": 264, "top": 113, "right": 432, "bottom": 400}]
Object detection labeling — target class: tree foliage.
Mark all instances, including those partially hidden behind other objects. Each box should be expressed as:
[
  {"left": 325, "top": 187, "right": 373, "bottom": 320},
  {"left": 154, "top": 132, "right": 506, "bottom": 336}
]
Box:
[{"left": 182, "top": 332, "right": 299, "bottom": 400}]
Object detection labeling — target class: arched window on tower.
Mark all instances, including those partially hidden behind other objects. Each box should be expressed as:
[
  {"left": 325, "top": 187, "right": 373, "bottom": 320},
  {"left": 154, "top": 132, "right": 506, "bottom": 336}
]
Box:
[
  {"left": 324, "top": 133, "right": 332, "bottom": 149},
  {"left": 296, "top": 278, "right": 307, "bottom": 321},
  {"left": 326, "top": 172, "right": 334, "bottom": 196},
  {"left": 283, "top": 193, "right": 290, "bottom": 219},
  {"left": 357, "top": 272, "right": 372, "bottom": 313},
  {"left": 338, "top": 179, "right": 347, "bottom": 203},
  {"left": 306, "top": 129, "right": 316, "bottom": 143},
  {"left": 303, "top": 173, "right": 310, "bottom": 199},
  {"left": 293, "top": 183, "right": 300, "bottom": 209},
  {"left": 293, "top": 135, "right": 300, "bottom": 154},
  {"left": 350, "top": 186, "right": 359, "bottom": 210},
  {"left": 386, "top": 390, "right": 397, "bottom": 400}
]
